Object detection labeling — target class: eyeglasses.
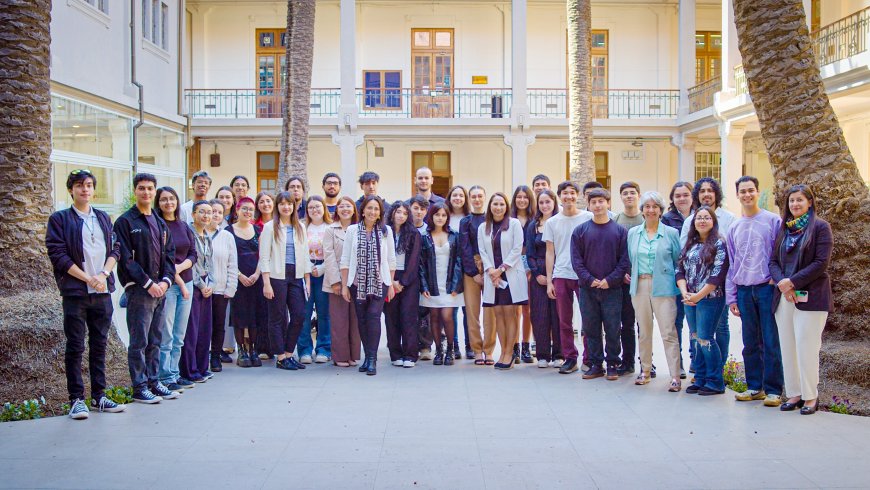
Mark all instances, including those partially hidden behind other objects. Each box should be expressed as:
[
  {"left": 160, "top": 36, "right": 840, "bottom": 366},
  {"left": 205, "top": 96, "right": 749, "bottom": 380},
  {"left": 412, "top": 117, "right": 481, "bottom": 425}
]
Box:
[{"left": 324, "top": 181, "right": 340, "bottom": 186}]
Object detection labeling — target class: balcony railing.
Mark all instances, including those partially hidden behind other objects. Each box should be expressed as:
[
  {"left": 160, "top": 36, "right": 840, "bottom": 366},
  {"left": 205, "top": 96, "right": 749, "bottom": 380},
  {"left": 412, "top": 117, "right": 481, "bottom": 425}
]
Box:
[
  {"left": 528, "top": 88, "right": 679, "bottom": 118},
  {"left": 356, "top": 88, "right": 512, "bottom": 118},
  {"left": 185, "top": 88, "right": 341, "bottom": 118},
  {"left": 688, "top": 76, "right": 721, "bottom": 113},
  {"left": 734, "top": 64, "right": 747, "bottom": 96},
  {"left": 813, "top": 6, "right": 870, "bottom": 66}
]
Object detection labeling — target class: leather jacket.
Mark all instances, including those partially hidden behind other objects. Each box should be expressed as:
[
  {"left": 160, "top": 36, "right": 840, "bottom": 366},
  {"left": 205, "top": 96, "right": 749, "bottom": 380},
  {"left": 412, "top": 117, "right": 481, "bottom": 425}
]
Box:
[{"left": 419, "top": 229, "right": 463, "bottom": 296}]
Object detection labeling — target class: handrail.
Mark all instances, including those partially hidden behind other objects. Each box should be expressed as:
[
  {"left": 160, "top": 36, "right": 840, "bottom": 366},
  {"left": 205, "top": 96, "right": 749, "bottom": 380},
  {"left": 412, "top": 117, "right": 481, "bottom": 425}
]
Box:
[
  {"left": 687, "top": 76, "right": 721, "bottom": 113},
  {"left": 812, "top": 6, "right": 870, "bottom": 65},
  {"left": 733, "top": 64, "right": 747, "bottom": 96},
  {"left": 527, "top": 88, "right": 679, "bottom": 118}
]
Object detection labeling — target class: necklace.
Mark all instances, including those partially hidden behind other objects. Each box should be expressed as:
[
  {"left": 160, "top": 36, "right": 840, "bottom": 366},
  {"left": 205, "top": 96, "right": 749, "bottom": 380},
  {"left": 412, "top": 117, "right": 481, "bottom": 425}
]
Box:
[{"left": 81, "top": 212, "right": 97, "bottom": 244}]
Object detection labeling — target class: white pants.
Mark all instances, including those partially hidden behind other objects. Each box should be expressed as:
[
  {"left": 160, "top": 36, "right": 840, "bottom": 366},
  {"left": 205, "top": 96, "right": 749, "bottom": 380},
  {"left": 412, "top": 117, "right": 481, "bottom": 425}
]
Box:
[
  {"left": 774, "top": 300, "right": 827, "bottom": 400},
  {"left": 632, "top": 277, "right": 680, "bottom": 378}
]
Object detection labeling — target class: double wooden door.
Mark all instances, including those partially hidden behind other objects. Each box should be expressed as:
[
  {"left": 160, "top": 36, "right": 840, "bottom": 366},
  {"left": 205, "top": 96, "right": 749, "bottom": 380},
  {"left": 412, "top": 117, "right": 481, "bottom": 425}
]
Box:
[{"left": 411, "top": 28, "right": 454, "bottom": 118}]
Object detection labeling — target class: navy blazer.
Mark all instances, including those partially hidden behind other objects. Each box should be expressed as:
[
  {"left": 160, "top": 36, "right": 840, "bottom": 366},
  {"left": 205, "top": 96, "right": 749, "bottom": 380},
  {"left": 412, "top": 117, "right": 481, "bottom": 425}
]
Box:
[
  {"left": 46, "top": 207, "right": 120, "bottom": 297},
  {"left": 524, "top": 220, "right": 547, "bottom": 279},
  {"left": 769, "top": 217, "right": 833, "bottom": 312},
  {"left": 459, "top": 213, "right": 486, "bottom": 277},
  {"left": 419, "top": 230, "right": 463, "bottom": 296}
]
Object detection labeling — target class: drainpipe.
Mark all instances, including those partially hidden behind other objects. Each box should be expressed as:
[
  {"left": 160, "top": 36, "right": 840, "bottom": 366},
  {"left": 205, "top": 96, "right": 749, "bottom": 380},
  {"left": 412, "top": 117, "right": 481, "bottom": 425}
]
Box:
[{"left": 131, "top": 0, "right": 145, "bottom": 176}]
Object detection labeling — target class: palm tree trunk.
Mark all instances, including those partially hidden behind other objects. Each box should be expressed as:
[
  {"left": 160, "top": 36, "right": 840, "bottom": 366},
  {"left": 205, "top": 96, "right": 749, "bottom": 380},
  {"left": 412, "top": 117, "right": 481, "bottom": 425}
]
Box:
[
  {"left": 278, "top": 1, "right": 294, "bottom": 191},
  {"left": 0, "top": 0, "right": 54, "bottom": 293},
  {"left": 567, "top": 0, "right": 595, "bottom": 205},
  {"left": 278, "top": 0, "right": 316, "bottom": 192},
  {"left": 733, "top": 0, "right": 870, "bottom": 338}
]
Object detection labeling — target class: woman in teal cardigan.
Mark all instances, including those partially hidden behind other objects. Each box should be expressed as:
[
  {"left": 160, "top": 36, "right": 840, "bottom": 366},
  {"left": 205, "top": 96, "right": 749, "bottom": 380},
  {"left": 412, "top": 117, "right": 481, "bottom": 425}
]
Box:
[{"left": 628, "top": 191, "right": 683, "bottom": 392}]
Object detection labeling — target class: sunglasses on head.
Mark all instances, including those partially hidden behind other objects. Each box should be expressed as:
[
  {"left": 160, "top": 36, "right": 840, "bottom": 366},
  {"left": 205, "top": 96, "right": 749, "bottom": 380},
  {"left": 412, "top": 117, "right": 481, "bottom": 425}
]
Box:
[{"left": 70, "top": 169, "right": 94, "bottom": 176}]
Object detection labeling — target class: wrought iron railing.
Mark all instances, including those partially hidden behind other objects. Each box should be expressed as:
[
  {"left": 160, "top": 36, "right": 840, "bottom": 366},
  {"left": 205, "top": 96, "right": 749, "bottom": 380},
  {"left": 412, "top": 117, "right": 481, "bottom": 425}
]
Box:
[
  {"left": 688, "top": 76, "right": 721, "bottom": 113},
  {"left": 527, "top": 89, "right": 679, "bottom": 118},
  {"left": 813, "top": 6, "right": 870, "bottom": 66},
  {"left": 355, "top": 88, "right": 512, "bottom": 118},
  {"left": 184, "top": 88, "right": 341, "bottom": 118},
  {"left": 734, "top": 64, "right": 747, "bottom": 96}
]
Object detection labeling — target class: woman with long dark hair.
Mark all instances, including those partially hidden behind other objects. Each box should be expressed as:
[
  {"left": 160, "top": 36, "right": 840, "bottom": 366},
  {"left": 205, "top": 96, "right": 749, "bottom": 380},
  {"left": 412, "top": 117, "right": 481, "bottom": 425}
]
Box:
[
  {"left": 323, "top": 196, "right": 360, "bottom": 367},
  {"left": 384, "top": 201, "right": 423, "bottom": 367},
  {"left": 254, "top": 191, "right": 274, "bottom": 232},
  {"left": 260, "top": 192, "right": 311, "bottom": 371},
  {"left": 511, "top": 185, "right": 536, "bottom": 363},
  {"left": 205, "top": 199, "right": 239, "bottom": 373},
  {"left": 479, "top": 192, "right": 528, "bottom": 370},
  {"left": 447, "top": 185, "right": 472, "bottom": 359},
  {"left": 770, "top": 185, "right": 832, "bottom": 415},
  {"left": 229, "top": 176, "right": 251, "bottom": 225},
  {"left": 229, "top": 197, "right": 263, "bottom": 367},
  {"left": 180, "top": 200, "right": 215, "bottom": 383},
  {"left": 252, "top": 191, "right": 274, "bottom": 358},
  {"left": 662, "top": 180, "right": 694, "bottom": 378},
  {"left": 297, "top": 196, "right": 333, "bottom": 364},
  {"left": 676, "top": 206, "right": 729, "bottom": 395},
  {"left": 526, "top": 189, "right": 561, "bottom": 368},
  {"left": 215, "top": 186, "right": 235, "bottom": 229},
  {"left": 419, "top": 202, "right": 464, "bottom": 366},
  {"left": 340, "top": 195, "right": 396, "bottom": 375}
]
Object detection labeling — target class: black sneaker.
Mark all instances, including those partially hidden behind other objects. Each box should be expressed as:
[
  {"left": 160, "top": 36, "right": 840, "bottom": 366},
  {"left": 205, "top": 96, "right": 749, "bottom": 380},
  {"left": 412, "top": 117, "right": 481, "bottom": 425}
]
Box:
[
  {"left": 606, "top": 365, "right": 619, "bottom": 381},
  {"left": 133, "top": 389, "right": 162, "bottom": 404},
  {"left": 582, "top": 365, "right": 605, "bottom": 379},
  {"left": 465, "top": 348, "right": 475, "bottom": 359},
  {"left": 559, "top": 359, "right": 579, "bottom": 374},
  {"left": 686, "top": 384, "right": 702, "bottom": 394},
  {"left": 220, "top": 352, "right": 233, "bottom": 363},
  {"left": 617, "top": 363, "right": 636, "bottom": 376},
  {"left": 176, "top": 378, "right": 195, "bottom": 389},
  {"left": 210, "top": 354, "right": 222, "bottom": 372},
  {"left": 165, "top": 382, "right": 185, "bottom": 393},
  {"left": 151, "top": 382, "right": 179, "bottom": 400},
  {"left": 91, "top": 396, "right": 127, "bottom": 413},
  {"left": 288, "top": 357, "right": 306, "bottom": 370},
  {"left": 276, "top": 358, "right": 297, "bottom": 370},
  {"left": 433, "top": 352, "right": 444, "bottom": 366},
  {"left": 202, "top": 371, "right": 215, "bottom": 380},
  {"left": 698, "top": 387, "right": 725, "bottom": 396}
]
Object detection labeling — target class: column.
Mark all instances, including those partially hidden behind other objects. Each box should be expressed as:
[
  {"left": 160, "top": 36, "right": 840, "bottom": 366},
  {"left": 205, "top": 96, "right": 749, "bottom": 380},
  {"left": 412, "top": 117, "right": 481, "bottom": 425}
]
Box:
[
  {"left": 678, "top": 0, "right": 696, "bottom": 117},
  {"left": 672, "top": 134, "right": 697, "bottom": 183},
  {"left": 339, "top": 0, "right": 358, "bottom": 128},
  {"left": 720, "top": 0, "right": 741, "bottom": 94},
  {"left": 802, "top": 0, "right": 813, "bottom": 28},
  {"left": 504, "top": 133, "right": 535, "bottom": 190},
  {"left": 511, "top": 0, "right": 529, "bottom": 126},
  {"left": 719, "top": 122, "right": 745, "bottom": 212},
  {"left": 332, "top": 133, "right": 365, "bottom": 187}
]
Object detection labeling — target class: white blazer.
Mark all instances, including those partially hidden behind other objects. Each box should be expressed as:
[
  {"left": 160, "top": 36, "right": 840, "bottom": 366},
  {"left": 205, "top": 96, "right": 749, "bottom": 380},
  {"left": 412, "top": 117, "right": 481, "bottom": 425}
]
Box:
[
  {"left": 258, "top": 220, "right": 312, "bottom": 280},
  {"left": 477, "top": 218, "right": 528, "bottom": 304},
  {"left": 340, "top": 224, "right": 397, "bottom": 287}
]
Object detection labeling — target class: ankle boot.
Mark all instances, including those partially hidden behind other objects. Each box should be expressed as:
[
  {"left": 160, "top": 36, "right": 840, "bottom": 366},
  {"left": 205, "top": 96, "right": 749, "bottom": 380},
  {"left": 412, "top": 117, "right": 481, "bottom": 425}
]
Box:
[
  {"left": 366, "top": 355, "right": 377, "bottom": 376},
  {"left": 521, "top": 342, "right": 534, "bottom": 364},
  {"left": 249, "top": 345, "right": 262, "bottom": 367},
  {"left": 210, "top": 353, "right": 223, "bottom": 372},
  {"left": 237, "top": 348, "right": 252, "bottom": 368},
  {"left": 513, "top": 344, "right": 521, "bottom": 364},
  {"left": 433, "top": 342, "right": 445, "bottom": 366},
  {"left": 445, "top": 344, "right": 455, "bottom": 365},
  {"left": 359, "top": 355, "right": 371, "bottom": 372}
]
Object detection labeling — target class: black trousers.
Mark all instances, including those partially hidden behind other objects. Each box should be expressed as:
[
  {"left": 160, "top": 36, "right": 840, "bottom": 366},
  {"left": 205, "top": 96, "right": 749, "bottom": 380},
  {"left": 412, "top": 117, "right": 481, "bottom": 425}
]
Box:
[
  {"left": 384, "top": 271, "right": 420, "bottom": 361},
  {"left": 351, "top": 286, "right": 386, "bottom": 358},
  {"left": 529, "top": 279, "right": 562, "bottom": 362},
  {"left": 210, "top": 295, "right": 229, "bottom": 356},
  {"left": 620, "top": 283, "right": 637, "bottom": 367},
  {"left": 267, "top": 264, "right": 306, "bottom": 355},
  {"left": 62, "top": 294, "right": 113, "bottom": 402}
]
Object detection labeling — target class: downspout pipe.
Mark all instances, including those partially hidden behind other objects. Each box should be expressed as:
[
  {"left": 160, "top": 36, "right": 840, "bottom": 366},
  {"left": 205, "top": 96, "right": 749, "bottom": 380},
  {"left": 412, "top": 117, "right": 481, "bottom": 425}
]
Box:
[{"left": 131, "top": 0, "right": 144, "bottom": 176}]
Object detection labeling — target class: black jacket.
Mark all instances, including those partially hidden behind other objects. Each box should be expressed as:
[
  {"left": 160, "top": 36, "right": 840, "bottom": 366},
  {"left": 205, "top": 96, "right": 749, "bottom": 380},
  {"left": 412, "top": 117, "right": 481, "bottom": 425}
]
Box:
[
  {"left": 769, "top": 217, "right": 833, "bottom": 312},
  {"left": 113, "top": 206, "right": 176, "bottom": 290},
  {"left": 46, "top": 207, "right": 120, "bottom": 297},
  {"left": 419, "top": 230, "right": 463, "bottom": 296}
]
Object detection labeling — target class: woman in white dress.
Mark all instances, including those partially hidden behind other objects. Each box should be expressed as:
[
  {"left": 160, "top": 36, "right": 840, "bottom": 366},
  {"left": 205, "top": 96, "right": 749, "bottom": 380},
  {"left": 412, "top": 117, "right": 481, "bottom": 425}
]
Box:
[{"left": 419, "top": 202, "right": 464, "bottom": 366}]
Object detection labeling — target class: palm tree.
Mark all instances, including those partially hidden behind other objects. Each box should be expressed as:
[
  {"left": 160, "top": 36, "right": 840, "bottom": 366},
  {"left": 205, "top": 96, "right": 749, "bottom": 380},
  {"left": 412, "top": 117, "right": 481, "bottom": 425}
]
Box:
[
  {"left": 0, "top": 0, "right": 54, "bottom": 292},
  {"left": 566, "top": 0, "right": 595, "bottom": 204},
  {"left": 278, "top": 0, "right": 316, "bottom": 191},
  {"left": 732, "top": 0, "right": 870, "bottom": 338}
]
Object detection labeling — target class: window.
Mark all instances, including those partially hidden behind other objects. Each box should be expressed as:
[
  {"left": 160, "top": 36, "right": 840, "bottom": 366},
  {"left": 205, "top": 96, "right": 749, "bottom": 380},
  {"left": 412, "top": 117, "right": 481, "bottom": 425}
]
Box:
[
  {"left": 695, "top": 152, "right": 722, "bottom": 181},
  {"left": 411, "top": 151, "right": 451, "bottom": 197},
  {"left": 695, "top": 31, "right": 722, "bottom": 84},
  {"left": 51, "top": 95, "right": 131, "bottom": 162},
  {"left": 255, "top": 28, "right": 287, "bottom": 118},
  {"left": 363, "top": 70, "right": 402, "bottom": 109},
  {"left": 411, "top": 28, "right": 454, "bottom": 118},
  {"left": 257, "top": 152, "right": 279, "bottom": 194},
  {"left": 591, "top": 30, "right": 609, "bottom": 118},
  {"left": 565, "top": 151, "right": 610, "bottom": 191},
  {"left": 142, "top": 0, "right": 169, "bottom": 50},
  {"left": 80, "top": 0, "right": 109, "bottom": 14}
]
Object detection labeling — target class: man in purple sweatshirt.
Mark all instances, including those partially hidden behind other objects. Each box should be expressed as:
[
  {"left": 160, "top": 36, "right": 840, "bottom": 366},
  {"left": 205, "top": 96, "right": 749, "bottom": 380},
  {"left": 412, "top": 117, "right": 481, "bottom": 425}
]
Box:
[{"left": 725, "top": 176, "right": 784, "bottom": 407}]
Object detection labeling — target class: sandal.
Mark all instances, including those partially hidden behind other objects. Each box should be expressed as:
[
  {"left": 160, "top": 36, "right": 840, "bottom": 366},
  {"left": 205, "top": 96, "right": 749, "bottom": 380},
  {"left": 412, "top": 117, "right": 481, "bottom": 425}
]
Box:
[
  {"left": 484, "top": 355, "right": 495, "bottom": 366},
  {"left": 474, "top": 354, "right": 485, "bottom": 366},
  {"left": 335, "top": 361, "right": 350, "bottom": 367},
  {"left": 668, "top": 379, "right": 681, "bottom": 392},
  {"left": 635, "top": 372, "right": 651, "bottom": 385}
]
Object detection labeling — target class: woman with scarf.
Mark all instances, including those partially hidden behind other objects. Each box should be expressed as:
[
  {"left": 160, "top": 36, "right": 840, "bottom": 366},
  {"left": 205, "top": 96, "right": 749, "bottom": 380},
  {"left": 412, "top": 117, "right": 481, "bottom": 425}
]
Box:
[
  {"left": 769, "top": 185, "right": 832, "bottom": 415},
  {"left": 340, "top": 195, "right": 396, "bottom": 375}
]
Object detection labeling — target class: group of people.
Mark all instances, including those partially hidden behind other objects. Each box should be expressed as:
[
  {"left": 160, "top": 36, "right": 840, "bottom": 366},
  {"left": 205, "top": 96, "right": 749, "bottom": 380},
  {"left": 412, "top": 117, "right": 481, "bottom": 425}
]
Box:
[{"left": 47, "top": 164, "right": 833, "bottom": 420}]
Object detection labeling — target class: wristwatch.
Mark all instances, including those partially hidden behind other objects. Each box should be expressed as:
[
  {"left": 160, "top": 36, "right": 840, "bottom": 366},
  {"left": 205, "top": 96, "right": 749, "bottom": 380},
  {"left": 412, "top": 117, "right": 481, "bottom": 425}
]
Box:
[
  {"left": 99, "top": 270, "right": 111, "bottom": 277},
  {"left": 498, "top": 265, "right": 506, "bottom": 273}
]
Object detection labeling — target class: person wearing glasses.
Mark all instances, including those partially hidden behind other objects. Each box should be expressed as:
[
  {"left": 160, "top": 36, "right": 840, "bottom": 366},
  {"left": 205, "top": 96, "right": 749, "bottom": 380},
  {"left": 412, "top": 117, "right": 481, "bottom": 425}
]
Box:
[
  {"left": 47, "top": 169, "right": 126, "bottom": 419},
  {"left": 322, "top": 172, "right": 341, "bottom": 214}
]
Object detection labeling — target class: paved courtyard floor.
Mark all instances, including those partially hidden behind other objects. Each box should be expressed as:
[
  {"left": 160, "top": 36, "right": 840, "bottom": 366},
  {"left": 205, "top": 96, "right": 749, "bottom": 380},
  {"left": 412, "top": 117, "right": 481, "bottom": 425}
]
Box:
[{"left": 2, "top": 329, "right": 869, "bottom": 489}]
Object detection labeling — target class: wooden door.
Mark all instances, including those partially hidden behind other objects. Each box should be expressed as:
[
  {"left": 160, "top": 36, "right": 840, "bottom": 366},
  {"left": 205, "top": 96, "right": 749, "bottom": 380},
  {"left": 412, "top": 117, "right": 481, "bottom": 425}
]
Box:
[
  {"left": 256, "top": 29, "right": 286, "bottom": 118},
  {"left": 411, "top": 151, "right": 451, "bottom": 198},
  {"left": 257, "top": 151, "right": 279, "bottom": 193},
  {"left": 411, "top": 28, "right": 454, "bottom": 118}
]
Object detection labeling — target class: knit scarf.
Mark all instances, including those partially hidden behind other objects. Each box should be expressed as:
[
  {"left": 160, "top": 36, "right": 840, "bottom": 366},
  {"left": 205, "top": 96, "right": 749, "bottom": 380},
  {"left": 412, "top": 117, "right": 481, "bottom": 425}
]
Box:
[
  {"left": 785, "top": 210, "right": 811, "bottom": 252},
  {"left": 355, "top": 224, "right": 383, "bottom": 300}
]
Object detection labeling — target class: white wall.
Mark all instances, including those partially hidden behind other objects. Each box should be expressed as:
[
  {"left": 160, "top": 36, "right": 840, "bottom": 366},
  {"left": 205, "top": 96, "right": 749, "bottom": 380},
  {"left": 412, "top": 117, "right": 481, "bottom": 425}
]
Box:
[
  {"left": 821, "top": 0, "right": 870, "bottom": 25},
  {"left": 51, "top": 0, "right": 183, "bottom": 123}
]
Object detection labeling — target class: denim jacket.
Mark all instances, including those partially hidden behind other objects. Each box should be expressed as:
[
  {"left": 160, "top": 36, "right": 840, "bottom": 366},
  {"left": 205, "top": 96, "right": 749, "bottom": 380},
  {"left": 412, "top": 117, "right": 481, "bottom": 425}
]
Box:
[{"left": 627, "top": 221, "right": 681, "bottom": 297}]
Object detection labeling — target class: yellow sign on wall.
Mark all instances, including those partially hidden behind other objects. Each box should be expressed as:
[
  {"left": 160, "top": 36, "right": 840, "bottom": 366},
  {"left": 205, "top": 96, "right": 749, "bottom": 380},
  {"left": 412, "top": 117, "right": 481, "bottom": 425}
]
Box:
[{"left": 472, "top": 76, "right": 488, "bottom": 85}]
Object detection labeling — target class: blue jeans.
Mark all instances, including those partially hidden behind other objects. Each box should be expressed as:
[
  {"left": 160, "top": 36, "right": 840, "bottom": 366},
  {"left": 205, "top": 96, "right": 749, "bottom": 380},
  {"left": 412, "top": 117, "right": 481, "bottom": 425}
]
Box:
[
  {"left": 685, "top": 296, "right": 726, "bottom": 391},
  {"left": 126, "top": 288, "right": 165, "bottom": 392},
  {"left": 674, "top": 296, "right": 687, "bottom": 368},
  {"left": 159, "top": 281, "right": 193, "bottom": 383},
  {"left": 579, "top": 286, "right": 623, "bottom": 367},
  {"left": 716, "top": 306, "right": 730, "bottom": 362},
  {"left": 451, "top": 307, "right": 470, "bottom": 350},
  {"left": 298, "top": 273, "right": 331, "bottom": 357},
  {"left": 737, "top": 284, "right": 784, "bottom": 395}
]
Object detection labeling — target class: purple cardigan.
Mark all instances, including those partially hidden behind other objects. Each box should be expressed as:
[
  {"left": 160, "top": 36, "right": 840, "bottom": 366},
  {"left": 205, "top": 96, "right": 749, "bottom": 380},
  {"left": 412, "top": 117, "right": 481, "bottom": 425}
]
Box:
[{"left": 769, "top": 217, "right": 833, "bottom": 312}]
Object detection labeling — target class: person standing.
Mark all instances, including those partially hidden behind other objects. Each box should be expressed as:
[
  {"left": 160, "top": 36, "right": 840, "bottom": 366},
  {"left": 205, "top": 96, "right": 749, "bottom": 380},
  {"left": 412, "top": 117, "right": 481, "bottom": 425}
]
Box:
[
  {"left": 180, "top": 201, "right": 215, "bottom": 384},
  {"left": 47, "top": 169, "right": 126, "bottom": 419},
  {"left": 770, "top": 185, "right": 832, "bottom": 415},
  {"left": 356, "top": 171, "right": 391, "bottom": 218},
  {"left": 662, "top": 181, "right": 694, "bottom": 378},
  {"left": 340, "top": 195, "right": 397, "bottom": 376},
  {"left": 410, "top": 167, "right": 445, "bottom": 206},
  {"left": 384, "top": 201, "right": 423, "bottom": 367},
  {"left": 478, "top": 193, "right": 528, "bottom": 370},
  {"left": 322, "top": 172, "right": 341, "bottom": 214},
  {"left": 726, "top": 176, "right": 784, "bottom": 407},
  {"left": 627, "top": 192, "right": 683, "bottom": 391},
  {"left": 323, "top": 196, "right": 361, "bottom": 368},
  {"left": 447, "top": 185, "right": 471, "bottom": 359},
  {"left": 460, "top": 186, "right": 496, "bottom": 365},
  {"left": 285, "top": 176, "right": 308, "bottom": 221},
  {"left": 531, "top": 174, "right": 551, "bottom": 195},
  {"left": 206, "top": 200, "right": 239, "bottom": 374},
  {"left": 614, "top": 181, "right": 643, "bottom": 376},
  {"left": 544, "top": 181, "right": 593, "bottom": 374},
  {"left": 260, "top": 192, "right": 312, "bottom": 371},
  {"left": 252, "top": 191, "right": 274, "bottom": 359},
  {"left": 113, "top": 173, "right": 178, "bottom": 403},
  {"left": 677, "top": 207, "right": 730, "bottom": 396},
  {"left": 155, "top": 187, "right": 197, "bottom": 392},
  {"left": 254, "top": 192, "right": 274, "bottom": 232},
  {"left": 214, "top": 186, "right": 235, "bottom": 230},
  {"left": 511, "top": 185, "right": 536, "bottom": 364},
  {"left": 229, "top": 197, "right": 263, "bottom": 367},
  {"left": 180, "top": 170, "right": 212, "bottom": 224},
  {"left": 571, "top": 189, "right": 630, "bottom": 382},
  {"left": 409, "top": 195, "right": 435, "bottom": 360},
  {"left": 526, "top": 189, "right": 561, "bottom": 368},
  {"left": 297, "top": 196, "right": 332, "bottom": 364}
]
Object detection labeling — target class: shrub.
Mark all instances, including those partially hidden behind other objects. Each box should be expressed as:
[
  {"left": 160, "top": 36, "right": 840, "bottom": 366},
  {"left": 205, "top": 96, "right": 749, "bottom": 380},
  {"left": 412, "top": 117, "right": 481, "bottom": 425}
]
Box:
[
  {"left": 0, "top": 397, "right": 47, "bottom": 422},
  {"left": 105, "top": 386, "right": 133, "bottom": 405},
  {"left": 829, "top": 395, "right": 852, "bottom": 415},
  {"left": 723, "top": 356, "right": 741, "bottom": 387}
]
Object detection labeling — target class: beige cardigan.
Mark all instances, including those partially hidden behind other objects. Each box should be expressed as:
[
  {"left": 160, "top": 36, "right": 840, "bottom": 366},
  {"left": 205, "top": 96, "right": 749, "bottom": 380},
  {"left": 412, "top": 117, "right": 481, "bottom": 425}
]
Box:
[
  {"left": 258, "top": 220, "right": 312, "bottom": 279},
  {"left": 322, "top": 222, "right": 348, "bottom": 293}
]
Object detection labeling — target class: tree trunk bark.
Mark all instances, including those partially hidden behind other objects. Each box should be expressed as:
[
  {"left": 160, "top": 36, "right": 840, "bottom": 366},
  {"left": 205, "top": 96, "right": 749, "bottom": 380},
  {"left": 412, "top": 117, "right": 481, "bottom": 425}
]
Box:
[
  {"left": 0, "top": 0, "right": 54, "bottom": 293},
  {"left": 567, "top": 0, "right": 595, "bottom": 206},
  {"left": 278, "top": 1, "right": 294, "bottom": 191},
  {"left": 733, "top": 0, "right": 870, "bottom": 338}
]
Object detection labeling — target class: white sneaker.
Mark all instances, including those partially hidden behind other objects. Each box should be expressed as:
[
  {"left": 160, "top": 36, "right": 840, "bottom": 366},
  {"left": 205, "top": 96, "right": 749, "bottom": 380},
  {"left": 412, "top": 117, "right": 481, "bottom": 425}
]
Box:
[
  {"left": 552, "top": 359, "right": 564, "bottom": 368},
  {"left": 392, "top": 359, "right": 404, "bottom": 367},
  {"left": 537, "top": 359, "right": 549, "bottom": 368},
  {"left": 300, "top": 354, "right": 313, "bottom": 364},
  {"left": 314, "top": 354, "right": 329, "bottom": 363},
  {"left": 68, "top": 399, "right": 89, "bottom": 420},
  {"left": 419, "top": 349, "right": 433, "bottom": 361},
  {"left": 403, "top": 360, "right": 416, "bottom": 368}
]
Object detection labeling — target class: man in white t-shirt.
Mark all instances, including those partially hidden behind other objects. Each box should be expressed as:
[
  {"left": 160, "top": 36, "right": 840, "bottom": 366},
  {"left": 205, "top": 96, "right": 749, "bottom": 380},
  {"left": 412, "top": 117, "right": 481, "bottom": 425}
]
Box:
[
  {"left": 544, "top": 181, "right": 593, "bottom": 374},
  {"left": 179, "top": 171, "right": 212, "bottom": 224}
]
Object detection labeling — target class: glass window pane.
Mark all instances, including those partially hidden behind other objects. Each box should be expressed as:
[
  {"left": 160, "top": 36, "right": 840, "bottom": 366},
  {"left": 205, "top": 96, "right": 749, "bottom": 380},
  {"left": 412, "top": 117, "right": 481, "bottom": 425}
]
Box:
[
  {"left": 414, "top": 31, "right": 430, "bottom": 47},
  {"left": 259, "top": 153, "right": 277, "bottom": 170},
  {"left": 592, "top": 32, "right": 606, "bottom": 49},
  {"left": 412, "top": 153, "right": 429, "bottom": 170},
  {"left": 142, "top": 0, "right": 149, "bottom": 40},
  {"left": 151, "top": 0, "right": 159, "bottom": 44},
  {"left": 161, "top": 2, "right": 169, "bottom": 49},
  {"left": 433, "top": 153, "right": 449, "bottom": 172},
  {"left": 138, "top": 124, "right": 184, "bottom": 169},
  {"left": 260, "top": 31, "right": 275, "bottom": 48},
  {"left": 385, "top": 71, "right": 401, "bottom": 88},
  {"left": 695, "top": 33, "right": 706, "bottom": 49},
  {"left": 365, "top": 72, "right": 382, "bottom": 89},
  {"left": 52, "top": 162, "right": 132, "bottom": 219},
  {"left": 709, "top": 34, "right": 722, "bottom": 50},
  {"left": 52, "top": 96, "right": 132, "bottom": 162},
  {"left": 435, "top": 31, "right": 451, "bottom": 47}
]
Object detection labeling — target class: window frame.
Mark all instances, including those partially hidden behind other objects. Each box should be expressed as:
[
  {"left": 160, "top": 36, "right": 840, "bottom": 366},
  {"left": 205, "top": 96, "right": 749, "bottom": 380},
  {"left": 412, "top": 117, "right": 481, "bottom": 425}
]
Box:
[
  {"left": 362, "top": 70, "right": 403, "bottom": 111},
  {"left": 142, "top": 0, "right": 170, "bottom": 53}
]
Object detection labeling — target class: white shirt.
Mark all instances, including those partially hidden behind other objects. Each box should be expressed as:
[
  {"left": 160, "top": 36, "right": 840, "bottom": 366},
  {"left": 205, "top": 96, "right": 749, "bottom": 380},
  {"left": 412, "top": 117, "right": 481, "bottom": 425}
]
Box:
[
  {"left": 180, "top": 200, "right": 194, "bottom": 224},
  {"left": 680, "top": 207, "right": 737, "bottom": 247},
  {"left": 73, "top": 206, "right": 107, "bottom": 294},
  {"left": 542, "top": 210, "right": 593, "bottom": 280},
  {"left": 449, "top": 214, "right": 464, "bottom": 233}
]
